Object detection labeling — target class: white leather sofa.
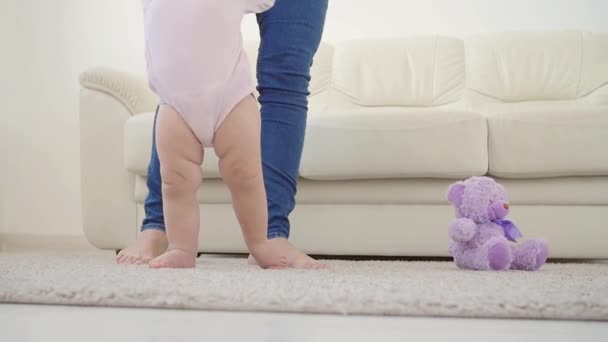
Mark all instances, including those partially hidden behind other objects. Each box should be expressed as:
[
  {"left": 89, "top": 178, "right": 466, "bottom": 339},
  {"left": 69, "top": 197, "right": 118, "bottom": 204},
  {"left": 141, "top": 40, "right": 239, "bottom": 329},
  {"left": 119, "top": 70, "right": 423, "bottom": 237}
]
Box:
[{"left": 79, "top": 31, "right": 608, "bottom": 258}]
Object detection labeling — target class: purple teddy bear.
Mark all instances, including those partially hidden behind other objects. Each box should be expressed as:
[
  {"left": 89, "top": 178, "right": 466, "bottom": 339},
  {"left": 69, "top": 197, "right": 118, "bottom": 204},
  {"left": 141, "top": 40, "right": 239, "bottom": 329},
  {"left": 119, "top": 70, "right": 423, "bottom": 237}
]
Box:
[{"left": 447, "top": 176, "right": 549, "bottom": 271}]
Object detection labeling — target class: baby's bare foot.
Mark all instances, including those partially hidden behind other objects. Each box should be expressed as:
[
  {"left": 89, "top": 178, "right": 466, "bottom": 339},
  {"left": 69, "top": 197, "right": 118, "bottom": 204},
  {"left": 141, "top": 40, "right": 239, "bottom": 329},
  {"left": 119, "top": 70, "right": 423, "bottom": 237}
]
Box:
[
  {"left": 116, "top": 229, "right": 168, "bottom": 265},
  {"left": 248, "top": 238, "right": 327, "bottom": 269},
  {"left": 148, "top": 249, "right": 197, "bottom": 268},
  {"left": 249, "top": 242, "right": 288, "bottom": 269}
]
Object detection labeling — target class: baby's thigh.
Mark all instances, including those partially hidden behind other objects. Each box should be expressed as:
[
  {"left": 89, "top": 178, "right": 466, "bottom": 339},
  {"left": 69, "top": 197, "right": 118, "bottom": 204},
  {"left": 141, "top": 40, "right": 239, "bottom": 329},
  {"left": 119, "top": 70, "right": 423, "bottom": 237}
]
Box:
[
  {"left": 214, "top": 96, "right": 262, "bottom": 177},
  {"left": 214, "top": 96, "right": 260, "bottom": 159},
  {"left": 155, "top": 105, "right": 204, "bottom": 184}
]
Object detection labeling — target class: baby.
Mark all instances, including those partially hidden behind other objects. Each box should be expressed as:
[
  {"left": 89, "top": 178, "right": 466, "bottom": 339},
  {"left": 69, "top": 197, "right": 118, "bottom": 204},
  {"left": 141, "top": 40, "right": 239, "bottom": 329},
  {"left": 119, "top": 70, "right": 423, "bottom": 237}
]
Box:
[{"left": 142, "top": 0, "right": 286, "bottom": 268}]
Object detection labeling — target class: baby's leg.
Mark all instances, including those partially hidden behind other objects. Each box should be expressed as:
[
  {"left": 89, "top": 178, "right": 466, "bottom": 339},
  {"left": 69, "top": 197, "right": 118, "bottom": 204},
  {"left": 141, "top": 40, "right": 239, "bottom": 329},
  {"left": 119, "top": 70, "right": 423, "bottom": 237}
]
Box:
[
  {"left": 149, "top": 105, "right": 204, "bottom": 268},
  {"left": 214, "top": 96, "right": 287, "bottom": 269}
]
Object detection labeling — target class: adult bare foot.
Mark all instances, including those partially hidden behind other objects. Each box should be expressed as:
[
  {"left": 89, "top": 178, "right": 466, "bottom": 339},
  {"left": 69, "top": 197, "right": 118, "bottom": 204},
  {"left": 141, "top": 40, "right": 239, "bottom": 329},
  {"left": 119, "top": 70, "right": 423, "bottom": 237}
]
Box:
[
  {"left": 148, "top": 249, "right": 197, "bottom": 268},
  {"left": 116, "top": 229, "right": 168, "bottom": 265},
  {"left": 248, "top": 238, "right": 327, "bottom": 269}
]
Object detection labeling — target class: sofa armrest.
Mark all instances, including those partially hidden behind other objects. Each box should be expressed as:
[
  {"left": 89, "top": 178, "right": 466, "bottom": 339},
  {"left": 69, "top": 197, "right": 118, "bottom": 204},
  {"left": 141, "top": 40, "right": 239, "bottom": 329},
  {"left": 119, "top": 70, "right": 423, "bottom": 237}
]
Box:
[
  {"left": 79, "top": 67, "right": 158, "bottom": 115},
  {"left": 79, "top": 82, "right": 146, "bottom": 250}
]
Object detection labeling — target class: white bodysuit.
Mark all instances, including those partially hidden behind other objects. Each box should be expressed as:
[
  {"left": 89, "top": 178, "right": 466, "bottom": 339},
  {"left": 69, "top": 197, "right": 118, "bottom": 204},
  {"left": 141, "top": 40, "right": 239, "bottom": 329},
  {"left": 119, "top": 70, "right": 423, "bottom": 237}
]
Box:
[{"left": 143, "top": 0, "right": 276, "bottom": 146}]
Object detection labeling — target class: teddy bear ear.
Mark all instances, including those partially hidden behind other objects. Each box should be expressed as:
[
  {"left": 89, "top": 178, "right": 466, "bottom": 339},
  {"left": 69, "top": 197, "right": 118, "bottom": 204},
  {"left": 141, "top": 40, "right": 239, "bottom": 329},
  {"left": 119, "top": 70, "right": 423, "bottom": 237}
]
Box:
[{"left": 447, "top": 182, "right": 466, "bottom": 206}]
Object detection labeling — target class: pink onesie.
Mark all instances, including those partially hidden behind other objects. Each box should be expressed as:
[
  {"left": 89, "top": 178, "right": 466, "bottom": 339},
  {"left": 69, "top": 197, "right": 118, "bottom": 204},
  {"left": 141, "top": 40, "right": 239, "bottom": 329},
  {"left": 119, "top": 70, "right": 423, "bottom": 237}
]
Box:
[{"left": 143, "top": 0, "right": 276, "bottom": 147}]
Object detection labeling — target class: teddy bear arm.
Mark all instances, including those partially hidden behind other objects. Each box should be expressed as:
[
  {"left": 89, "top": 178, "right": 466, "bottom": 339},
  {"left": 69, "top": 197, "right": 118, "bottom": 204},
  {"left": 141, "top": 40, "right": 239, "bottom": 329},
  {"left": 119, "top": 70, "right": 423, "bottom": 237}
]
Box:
[{"left": 448, "top": 218, "right": 477, "bottom": 242}]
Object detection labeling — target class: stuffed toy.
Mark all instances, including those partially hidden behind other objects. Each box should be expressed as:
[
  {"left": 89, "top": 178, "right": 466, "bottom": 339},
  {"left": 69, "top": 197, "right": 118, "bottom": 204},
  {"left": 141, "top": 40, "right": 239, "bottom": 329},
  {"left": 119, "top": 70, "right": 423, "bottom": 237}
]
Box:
[{"left": 447, "top": 176, "right": 548, "bottom": 271}]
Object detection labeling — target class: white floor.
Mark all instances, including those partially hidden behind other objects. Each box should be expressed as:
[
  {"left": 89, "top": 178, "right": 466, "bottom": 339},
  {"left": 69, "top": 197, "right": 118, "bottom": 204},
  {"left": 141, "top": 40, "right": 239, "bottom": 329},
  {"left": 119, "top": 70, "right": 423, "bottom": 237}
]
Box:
[{"left": 1, "top": 304, "right": 606, "bottom": 342}]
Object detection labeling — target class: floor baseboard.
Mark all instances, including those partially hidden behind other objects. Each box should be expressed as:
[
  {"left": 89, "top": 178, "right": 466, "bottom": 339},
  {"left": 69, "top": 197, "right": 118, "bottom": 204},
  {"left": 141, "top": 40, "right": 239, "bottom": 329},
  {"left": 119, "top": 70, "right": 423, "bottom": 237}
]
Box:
[{"left": 0, "top": 233, "right": 111, "bottom": 255}]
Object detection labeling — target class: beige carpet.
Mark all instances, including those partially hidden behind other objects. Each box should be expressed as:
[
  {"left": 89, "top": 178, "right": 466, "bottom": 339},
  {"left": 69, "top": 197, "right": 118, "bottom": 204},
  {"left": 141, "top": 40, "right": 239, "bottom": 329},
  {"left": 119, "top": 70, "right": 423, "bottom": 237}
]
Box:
[{"left": 1, "top": 254, "right": 607, "bottom": 321}]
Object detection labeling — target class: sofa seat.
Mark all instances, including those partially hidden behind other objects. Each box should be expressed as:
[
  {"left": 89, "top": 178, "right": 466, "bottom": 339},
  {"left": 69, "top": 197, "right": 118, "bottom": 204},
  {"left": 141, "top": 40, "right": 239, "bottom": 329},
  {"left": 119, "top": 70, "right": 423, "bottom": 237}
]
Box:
[
  {"left": 482, "top": 103, "right": 608, "bottom": 178},
  {"left": 301, "top": 108, "right": 488, "bottom": 180},
  {"left": 125, "top": 108, "right": 488, "bottom": 181}
]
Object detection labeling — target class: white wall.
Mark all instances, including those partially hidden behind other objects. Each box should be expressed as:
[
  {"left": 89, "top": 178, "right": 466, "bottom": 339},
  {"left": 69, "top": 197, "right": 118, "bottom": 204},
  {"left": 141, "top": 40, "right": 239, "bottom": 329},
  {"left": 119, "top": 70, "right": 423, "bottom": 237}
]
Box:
[
  {"left": 2, "top": 0, "right": 607, "bottom": 238},
  {"left": 246, "top": 0, "right": 608, "bottom": 41},
  {"left": 1, "top": 1, "right": 28, "bottom": 235}
]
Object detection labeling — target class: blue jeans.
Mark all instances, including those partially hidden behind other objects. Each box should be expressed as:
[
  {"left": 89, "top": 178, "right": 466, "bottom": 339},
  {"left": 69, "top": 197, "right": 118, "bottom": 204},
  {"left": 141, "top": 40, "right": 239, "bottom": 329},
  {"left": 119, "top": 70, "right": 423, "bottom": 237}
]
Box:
[{"left": 141, "top": 0, "right": 328, "bottom": 239}]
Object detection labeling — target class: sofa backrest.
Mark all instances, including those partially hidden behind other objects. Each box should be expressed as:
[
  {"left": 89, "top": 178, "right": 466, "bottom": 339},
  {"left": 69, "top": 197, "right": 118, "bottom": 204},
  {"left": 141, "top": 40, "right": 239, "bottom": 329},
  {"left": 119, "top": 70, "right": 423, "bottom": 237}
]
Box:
[
  {"left": 329, "top": 37, "right": 465, "bottom": 108},
  {"left": 466, "top": 31, "right": 608, "bottom": 102},
  {"left": 244, "top": 31, "right": 608, "bottom": 109}
]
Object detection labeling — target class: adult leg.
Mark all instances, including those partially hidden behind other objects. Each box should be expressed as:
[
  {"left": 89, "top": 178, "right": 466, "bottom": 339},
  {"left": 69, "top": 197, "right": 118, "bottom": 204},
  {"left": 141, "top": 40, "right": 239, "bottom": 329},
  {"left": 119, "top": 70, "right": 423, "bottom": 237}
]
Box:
[{"left": 252, "top": 0, "right": 329, "bottom": 268}]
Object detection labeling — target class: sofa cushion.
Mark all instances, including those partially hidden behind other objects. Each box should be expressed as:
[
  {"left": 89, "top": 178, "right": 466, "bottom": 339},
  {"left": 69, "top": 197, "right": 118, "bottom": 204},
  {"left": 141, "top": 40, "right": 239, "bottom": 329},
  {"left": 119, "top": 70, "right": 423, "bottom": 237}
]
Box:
[
  {"left": 124, "top": 112, "right": 222, "bottom": 178},
  {"left": 466, "top": 31, "right": 608, "bottom": 102},
  {"left": 299, "top": 109, "right": 487, "bottom": 180},
  {"left": 485, "top": 103, "right": 608, "bottom": 178},
  {"left": 331, "top": 36, "right": 465, "bottom": 107},
  {"left": 126, "top": 109, "right": 487, "bottom": 181}
]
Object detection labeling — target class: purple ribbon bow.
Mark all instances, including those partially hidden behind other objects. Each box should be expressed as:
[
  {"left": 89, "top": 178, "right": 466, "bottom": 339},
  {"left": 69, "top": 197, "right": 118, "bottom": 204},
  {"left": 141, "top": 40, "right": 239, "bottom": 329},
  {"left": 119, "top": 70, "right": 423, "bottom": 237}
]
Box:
[{"left": 492, "top": 219, "right": 523, "bottom": 242}]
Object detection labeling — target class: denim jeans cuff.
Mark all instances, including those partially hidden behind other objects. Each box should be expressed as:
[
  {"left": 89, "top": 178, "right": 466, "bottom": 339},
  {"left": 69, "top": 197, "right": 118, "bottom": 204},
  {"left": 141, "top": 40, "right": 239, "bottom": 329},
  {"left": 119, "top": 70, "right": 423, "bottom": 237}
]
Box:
[
  {"left": 141, "top": 225, "right": 166, "bottom": 232},
  {"left": 267, "top": 232, "right": 288, "bottom": 240}
]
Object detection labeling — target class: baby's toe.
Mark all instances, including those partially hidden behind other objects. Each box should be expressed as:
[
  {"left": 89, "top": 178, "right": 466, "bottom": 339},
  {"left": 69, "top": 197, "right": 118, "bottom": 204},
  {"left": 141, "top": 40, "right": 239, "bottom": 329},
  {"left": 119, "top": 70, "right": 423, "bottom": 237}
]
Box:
[
  {"left": 115, "top": 254, "right": 125, "bottom": 264},
  {"left": 279, "top": 256, "right": 288, "bottom": 267},
  {"left": 312, "top": 262, "right": 328, "bottom": 269},
  {"left": 148, "top": 257, "right": 163, "bottom": 268}
]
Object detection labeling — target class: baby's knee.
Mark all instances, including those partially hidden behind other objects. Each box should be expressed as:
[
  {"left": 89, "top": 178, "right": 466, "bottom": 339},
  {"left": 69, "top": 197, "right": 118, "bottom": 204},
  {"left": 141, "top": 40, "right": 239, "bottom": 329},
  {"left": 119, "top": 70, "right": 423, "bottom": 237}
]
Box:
[
  {"left": 161, "top": 160, "right": 202, "bottom": 195},
  {"left": 220, "top": 157, "right": 262, "bottom": 190}
]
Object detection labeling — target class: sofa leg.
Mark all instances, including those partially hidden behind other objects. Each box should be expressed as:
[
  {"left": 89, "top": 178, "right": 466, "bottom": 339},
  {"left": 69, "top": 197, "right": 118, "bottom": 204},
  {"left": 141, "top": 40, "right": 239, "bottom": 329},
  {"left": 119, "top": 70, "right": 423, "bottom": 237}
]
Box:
[{"left": 197, "top": 252, "right": 203, "bottom": 258}]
